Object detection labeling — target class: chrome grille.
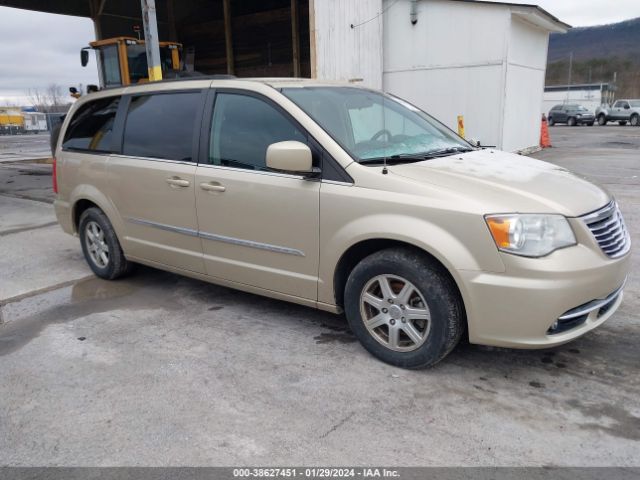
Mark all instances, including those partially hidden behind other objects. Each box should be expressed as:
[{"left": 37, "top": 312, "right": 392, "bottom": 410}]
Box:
[{"left": 582, "top": 201, "right": 631, "bottom": 258}]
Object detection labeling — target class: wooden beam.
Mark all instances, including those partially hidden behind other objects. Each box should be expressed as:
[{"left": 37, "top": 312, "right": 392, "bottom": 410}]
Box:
[
  {"left": 291, "top": 0, "right": 300, "bottom": 77},
  {"left": 222, "top": 0, "right": 235, "bottom": 75},
  {"left": 97, "top": 0, "right": 107, "bottom": 16},
  {"left": 167, "top": 0, "right": 177, "bottom": 41},
  {"left": 309, "top": 0, "right": 317, "bottom": 78}
]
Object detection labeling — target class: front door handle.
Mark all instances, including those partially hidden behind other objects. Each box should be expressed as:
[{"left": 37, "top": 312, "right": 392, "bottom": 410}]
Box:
[
  {"left": 200, "top": 182, "right": 226, "bottom": 193},
  {"left": 166, "top": 177, "right": 190, "bottom": 188}
]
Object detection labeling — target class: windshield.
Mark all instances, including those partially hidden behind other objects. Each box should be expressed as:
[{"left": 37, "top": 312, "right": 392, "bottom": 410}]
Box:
[{"left": 281, "top": 87, "right": 471, "bottom": 163}]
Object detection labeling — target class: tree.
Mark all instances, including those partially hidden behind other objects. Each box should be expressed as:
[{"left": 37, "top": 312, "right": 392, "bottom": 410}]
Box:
[{"left": 25, "top": 83, "right": 69, "bottom": 112}]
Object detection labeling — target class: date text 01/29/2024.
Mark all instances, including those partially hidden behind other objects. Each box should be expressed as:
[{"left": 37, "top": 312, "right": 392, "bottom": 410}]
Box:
[{"left": 232, "top": 468, "right": 400, "bottom": 478}]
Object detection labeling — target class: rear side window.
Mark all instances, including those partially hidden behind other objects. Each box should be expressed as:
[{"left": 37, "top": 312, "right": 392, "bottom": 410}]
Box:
[
  {"left": 209, "top": 93, "right": 306, "bottom": 170},
  {"left": 62, "top": 97, "right": 120, "bottom": 152},
  {"left": 122, "top": 92, "right": 201, "bottom": 161}
]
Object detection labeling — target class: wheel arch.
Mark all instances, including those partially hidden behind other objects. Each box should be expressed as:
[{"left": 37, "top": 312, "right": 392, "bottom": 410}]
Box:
[
  {"left": 332, "top": 238, "right": 468, "bottom": 322},
  {"left": 69, "top": 186, "right": 124, "bottom": 239}
]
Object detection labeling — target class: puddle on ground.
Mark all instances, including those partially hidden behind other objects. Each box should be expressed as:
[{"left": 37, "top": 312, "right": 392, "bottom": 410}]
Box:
[
  {"left": 568, "top": 399, "right": 640, "bottom": 441},
  {"left": 0, "top": 268, "right": 183, "bottom": 356}
]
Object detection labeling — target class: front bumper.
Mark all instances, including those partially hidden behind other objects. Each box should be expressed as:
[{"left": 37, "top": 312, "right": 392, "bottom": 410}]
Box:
[{"left": 458, "top": 241, "right": 630, "bottom": 349}]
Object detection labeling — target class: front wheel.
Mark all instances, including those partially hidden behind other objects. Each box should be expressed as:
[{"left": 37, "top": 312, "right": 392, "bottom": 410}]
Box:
[
  {"left": 344, "top": 248, "right": 464, "bottom": 369},
  {"left": 79, "top": 207, "right": 132, "bottom": 280},
  {"left": 548, "top": 117, "right": 555, "bottom": 126}
]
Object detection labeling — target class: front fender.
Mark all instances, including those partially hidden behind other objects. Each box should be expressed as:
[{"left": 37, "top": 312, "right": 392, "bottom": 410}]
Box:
[{"left": 317, "top": 213, "right": 505, "bottom": 306}]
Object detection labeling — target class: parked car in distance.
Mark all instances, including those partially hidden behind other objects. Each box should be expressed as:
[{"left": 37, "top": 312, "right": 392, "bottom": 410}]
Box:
[
  {"left": 548, "top": 104, "right": 595, "bottom": 126},
  {"left": 53, "top": 78, "right": 631, "bottom": 369},
  {"left": 596, "top": 99, "right": 640, "bottom": 126}
]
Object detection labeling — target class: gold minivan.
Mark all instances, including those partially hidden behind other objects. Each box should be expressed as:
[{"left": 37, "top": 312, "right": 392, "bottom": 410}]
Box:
[{"left": 53, "top": 78, "right": 631, "bottom": 368}]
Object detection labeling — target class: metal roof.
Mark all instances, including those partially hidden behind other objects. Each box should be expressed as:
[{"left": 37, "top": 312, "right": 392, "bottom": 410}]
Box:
[
  {"left": 0, "top": 0, "right": 571, "bottom": 30},
  {"left": 444, "top": 0, "right": 571, "bottom": 30},
  {"left": 0, "top": 0, "right": 90, "bottom": 17}
]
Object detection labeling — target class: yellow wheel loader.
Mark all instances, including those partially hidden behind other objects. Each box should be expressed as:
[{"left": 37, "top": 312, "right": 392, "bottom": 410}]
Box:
[{"left": 72, "top": 37, "right": 183, "bottom": 96}]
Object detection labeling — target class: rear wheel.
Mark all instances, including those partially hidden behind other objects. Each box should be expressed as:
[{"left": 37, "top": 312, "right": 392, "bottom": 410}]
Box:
[
  {"left": 619, "top": 121, "right": 628, "bottom": 126},
  {"left": 344, "top": 248, "right": 464, "bottom": 369},
  {"left": 598, "top": 114, "right": 607, "bottom": 126},
  {"left": 568, "top": 117, "right": 577, "bottom": 126},
  {"left": 631, "top": 114, "right": 639, "bottom": 127},
  {"left": 79, "top": 207, "right": 132, "bottom": 280}
]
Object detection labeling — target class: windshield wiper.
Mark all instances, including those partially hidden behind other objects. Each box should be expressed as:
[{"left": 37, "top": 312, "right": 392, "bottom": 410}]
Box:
[
  {"left": 359, "top": 147, "right": 474, "bottom": 165},
  {"left": 422, "top": 147, "right": 474, "bottom": 157}
]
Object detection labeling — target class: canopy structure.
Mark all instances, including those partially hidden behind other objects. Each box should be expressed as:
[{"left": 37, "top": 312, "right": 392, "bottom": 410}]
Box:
[{"left": 0, "top": 0, "right": 311, "bottom": 77}]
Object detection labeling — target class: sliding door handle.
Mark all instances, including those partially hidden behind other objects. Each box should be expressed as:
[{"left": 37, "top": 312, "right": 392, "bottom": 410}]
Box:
[
  {"left": 200, "top": 182, "right": 226, "bottom": 193},
  {"left": 166, "top": 177, "right": 190, "bottom": 188}
]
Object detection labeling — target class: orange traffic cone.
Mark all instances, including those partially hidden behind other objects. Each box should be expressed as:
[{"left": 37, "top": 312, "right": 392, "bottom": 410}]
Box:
[{"left": 540, "top": 114, "right": 552, "bottom": 148}]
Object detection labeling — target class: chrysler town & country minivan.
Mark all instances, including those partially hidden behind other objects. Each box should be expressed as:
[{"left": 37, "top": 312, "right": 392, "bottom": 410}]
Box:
[{"left": 53, "top": 78, "right": 631, "bottom": 368}]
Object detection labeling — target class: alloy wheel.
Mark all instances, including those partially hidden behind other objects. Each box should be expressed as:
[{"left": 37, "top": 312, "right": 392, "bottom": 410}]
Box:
[
  {"left": 359, "top": 274, "right": 431, "bottom": 352},
  {"left": 85, "top": 220, "right": 110, "bottom": 268}
]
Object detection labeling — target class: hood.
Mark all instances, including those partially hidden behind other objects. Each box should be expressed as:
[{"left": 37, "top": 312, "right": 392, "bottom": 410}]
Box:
[{"left": 389, "top": 149, "right": 610, "bottom": 217}]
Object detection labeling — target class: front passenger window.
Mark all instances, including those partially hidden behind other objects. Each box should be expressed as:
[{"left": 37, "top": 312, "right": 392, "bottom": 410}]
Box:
[{"left": 209, "top": 93, "right": 307, "bottom": 171}]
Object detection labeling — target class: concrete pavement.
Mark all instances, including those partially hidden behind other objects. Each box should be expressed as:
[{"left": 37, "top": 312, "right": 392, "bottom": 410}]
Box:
[
  {"left": 0, "top": 127, "right": 638, "bottom": 466},
  {"left": 0, "top": 133, "right": 51, "bottom": 163}
]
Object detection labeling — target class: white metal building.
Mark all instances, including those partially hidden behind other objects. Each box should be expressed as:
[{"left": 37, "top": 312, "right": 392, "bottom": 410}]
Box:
[
  {"left": 311, "top": 0, "right": 569, "bottom": 152},
  {"left": 542, "top": 83, "right": 616, "bottom": 115},
  {"left": 22, "top": 112, "right": 48, "bottom": 133}
]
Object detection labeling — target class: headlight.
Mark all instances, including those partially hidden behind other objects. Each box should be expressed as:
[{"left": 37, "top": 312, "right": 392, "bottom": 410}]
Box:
[{"left": 485, "top": 214, "right": 576, "bottom": 257}]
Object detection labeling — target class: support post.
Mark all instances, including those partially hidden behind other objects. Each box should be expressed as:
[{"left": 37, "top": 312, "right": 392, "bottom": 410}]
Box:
[
  {"left": 141, "top": 0, "right": 163, "bottom": 82},
  {"left": 291, "top": 0, "right": 300, "bottom": 77},
  {"left": 167, "top": 0, "right": 177, "bottom": 41},
  {"left": 309, "top": 0, "right": 317, "bottom": 78},
  {"left": 223, "top": 0, "right": 235, "bottom": 75}
]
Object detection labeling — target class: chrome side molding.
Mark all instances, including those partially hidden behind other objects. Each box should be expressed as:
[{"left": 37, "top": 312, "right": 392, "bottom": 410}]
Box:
[{"left": 126, "top": 217, "right": 305, "bottom": 257}]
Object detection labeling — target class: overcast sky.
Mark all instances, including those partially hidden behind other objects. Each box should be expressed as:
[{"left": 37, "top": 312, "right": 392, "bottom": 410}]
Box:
[{"left": 1, "top": 1, "right": 640, "bottom": 105}]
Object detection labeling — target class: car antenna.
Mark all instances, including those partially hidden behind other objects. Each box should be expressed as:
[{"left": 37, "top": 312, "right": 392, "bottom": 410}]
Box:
[{"left": 382, "top": 93, "right": 388, "bottom": 175}]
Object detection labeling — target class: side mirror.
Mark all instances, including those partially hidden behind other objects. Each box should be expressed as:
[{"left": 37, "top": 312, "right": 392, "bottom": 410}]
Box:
[
  {"left": 266, "top": 141, "right": 313, "bottom": 173},
  {"left": 80, "top": 49, "right": 89, "bottom": 67},
  {"left": 624, "top": 105, "right": 631, "bottom": 110}
]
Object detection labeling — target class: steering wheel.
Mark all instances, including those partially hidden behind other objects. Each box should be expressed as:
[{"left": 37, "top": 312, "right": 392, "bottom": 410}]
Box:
[{"left": 370, "top": 129, "right": 393, "bottom": 142}]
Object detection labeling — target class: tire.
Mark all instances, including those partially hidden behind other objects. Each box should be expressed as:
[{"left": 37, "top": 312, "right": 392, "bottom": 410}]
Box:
[
  {"left": 631, "top": 114, "right": 639, "bottom": 127},
  {"left": 344, "top": 247, "right": 464, "bottom": 369},
  {"left": 79, "top": 207, "right": 132, "bottom": 280},
  {"left": 568, "top": 117, "right": 577, "bottom": 126},
  {"left": 598, "top": 114, "right": 607, "bottom": 126},
  {"left": 548, "top": 117, "right": 555, "bottom": 126},
  {"left": 619, "top": 121, "right": 627, "bottom": 126}
]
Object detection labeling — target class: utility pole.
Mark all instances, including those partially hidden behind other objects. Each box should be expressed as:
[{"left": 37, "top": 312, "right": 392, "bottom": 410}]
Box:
[{"left": 141, "top": 0, "right": 162, "bottom": 82}]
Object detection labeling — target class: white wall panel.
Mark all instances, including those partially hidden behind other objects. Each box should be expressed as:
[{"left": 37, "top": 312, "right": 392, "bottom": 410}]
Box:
[
  {"left": 503, "top": 64, "right": 546, "bottom": 152},
  {"left": 312, "top": 0, "right": 384, "bottom": 88},
  {"left": 383, "top": 0, "right": 509, "bottom": 73},
  {"left": 385, "top": 64, "right": 504, "bottom": 148}
]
